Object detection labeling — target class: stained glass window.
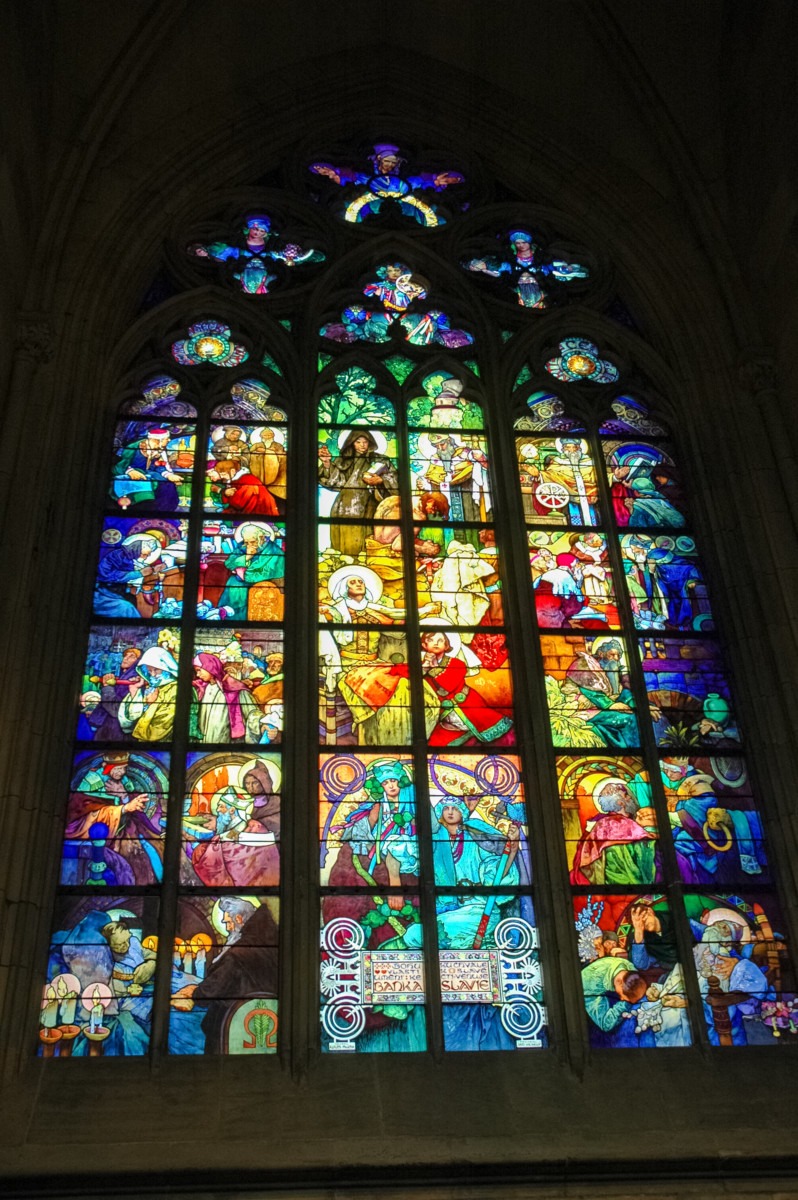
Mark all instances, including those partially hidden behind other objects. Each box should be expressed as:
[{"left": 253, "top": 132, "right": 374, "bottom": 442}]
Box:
[
  {"left": 37, "top": 136, "right": 794, "bottom": 1061},
  {"left": 318, "top": 358, "right": 546, "bottom": 1052},
  {"left": 41, "top": 370, "right": 286, "bottom": 1057},
  {"left": 514, "top": 384, "right": 791, "bottom": 1047}
]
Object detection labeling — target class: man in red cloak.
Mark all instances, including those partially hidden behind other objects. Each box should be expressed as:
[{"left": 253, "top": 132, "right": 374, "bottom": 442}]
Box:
[{"left": 210, "top": 458, "right": 278, "bottom": 516}]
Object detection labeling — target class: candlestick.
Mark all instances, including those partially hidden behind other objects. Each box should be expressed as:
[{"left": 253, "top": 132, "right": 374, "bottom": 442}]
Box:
[
  {"left": 38, "top": 1028, "right": 63, "bottom": 1058},
  {"left": 83, "top": 1026, "right": 111, "bottom": 1057},
  {"left": 57, "top": 1025, "right": 81, "bottom": 1057}
]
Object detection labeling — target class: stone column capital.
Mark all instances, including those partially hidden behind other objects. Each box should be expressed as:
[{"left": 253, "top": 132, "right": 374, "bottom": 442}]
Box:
[
  {"left": 738, "top": 353, "right": 778, "bottom": 397},
  {"left": 14, "top": 312, "right": 55, "bottom": 364}
]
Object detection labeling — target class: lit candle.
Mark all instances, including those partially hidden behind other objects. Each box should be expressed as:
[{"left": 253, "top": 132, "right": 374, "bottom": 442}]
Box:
[
  {"left": 194, "top": 947, "right": 206, "bottom": 979},
  {"left": 55, "top": 974, "right": 78, "bottom": 1026},
  {"left": 41, "top": 985, "right": 58, "bottom": 1030},
  {"left": 89, "top": 986, "right": 104, "bottom": 1034}
]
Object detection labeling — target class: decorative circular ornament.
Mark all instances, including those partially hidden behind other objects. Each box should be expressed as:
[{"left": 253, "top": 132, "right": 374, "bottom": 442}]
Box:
[
  {"left": 474, "top": 755, "right": 520, "bottom": 797},
  {"left": 322, "top": 997, "right": 366, "bottom": 1043},
  {"left": 500, "top": 999, "right": 544, "bottom": 1041},
  {"left": 195, "top": 335, "right": 228, "bottom": 360},
  {"left": 321, "top": 917, "right": 365, "bottom": 956},
  {"left": 535, "top": 480, "right": 569, "bottom": 510},
  {"left": 494, "top": 916, "right": 537, "bottom": 956},
  {"left": 566, "top": 354, "right": 596, "bottom": 377}
]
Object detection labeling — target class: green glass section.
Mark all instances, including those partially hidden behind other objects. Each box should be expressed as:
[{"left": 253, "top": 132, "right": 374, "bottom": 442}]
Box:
[
  {"left": 317, "top": 352, "right": 333, "bottom": 373},
  {"left": 261, "top": 351, "right": 283, "bottom": 377},
  {"left": 278, "top": 318, "right": 292, "bottom": 332},
  {"left": 462, "top": 358, "right": 480, "bottom": 377},
  {"left": 383, "top": 354, "right": 415, "bottom": 384},
  {"left": 501, "top": 330, "right": 514, "bottom": 343},
  {"left": 513, "top": 364, "right": 533, "bottom": 390}
]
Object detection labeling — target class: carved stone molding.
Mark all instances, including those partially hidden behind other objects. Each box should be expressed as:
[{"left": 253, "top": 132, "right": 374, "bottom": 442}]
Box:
[
  {"left": 14, "top": 313, "right": 55, "bottom": 364},
  {"left": 739, "top": 354, "right": 778, "bottom": 397}
]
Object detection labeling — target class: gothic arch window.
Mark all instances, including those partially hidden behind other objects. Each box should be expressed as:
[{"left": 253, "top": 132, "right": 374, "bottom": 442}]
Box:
[
  {"left": 511, "top": 353, "right": 783, "bottom": 1048},
  {"left": 40, "top": 343, "right": 288, "bottom": 1057},
  {"left": 37, "top": 137, "right": 795, "bottom": 1059}
]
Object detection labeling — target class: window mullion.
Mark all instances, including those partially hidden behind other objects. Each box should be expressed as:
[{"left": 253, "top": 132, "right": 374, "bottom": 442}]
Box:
[
  {"left": 396, "top": 379, "right": 444, "bottom": 1060},
  {"left": 149, "top": 385, "right": 211, "bottom": 1059}
]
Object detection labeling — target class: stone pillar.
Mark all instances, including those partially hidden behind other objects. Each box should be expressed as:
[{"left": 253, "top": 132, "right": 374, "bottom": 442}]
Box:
[
  {"left": 739, "top": 354, "right": 798, "bottom": 537},
  {"left": 0, "top": 311, "right": 58, "bottom": 1073}
]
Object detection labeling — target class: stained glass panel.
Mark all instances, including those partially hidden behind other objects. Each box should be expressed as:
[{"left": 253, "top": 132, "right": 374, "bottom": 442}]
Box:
[
  {"left": 419, "top": 629, "right": 515, "bottom": 748},
  {"left": 309, "top": 141, "right": 464, "bottom": 227},
  {"left": 205, "top": 424, "right": 287, "bottom": 517},
  {"left": 110, "top": 421, "right": 195, "bottom": 513},
  {"left": 60, "top": 750, "right": 169, "bottom": 887},
  {"left": 319, "top": 631, "right": 412, "bottom": 747},
  {"left": 599, "top": 396, "right": 669, "bottom": 437},
  {"left": 119, "top": 375, "right": 197, "bottom": 419},
  {"left": 93, "top": 517, "right": 188, "bottom": 621},
  {"left": 198, "top": 520, "right": 285, "bottom": 622},
  {"left": 516, "top": 435, "right": 600, "bottom": 525},
  {"left": 557, "top": 755, "right": 659, "bottom": 886},
  {"left": 415, "top": 529, "right": 503, "bottom": 626},
  {"left": 181, "top": 751, "right": 281, "bottom": 887},
  {"left": 318, "top": 368, "right": 394, "bottom": 426},
  {"left": 640, "top": 637, "right": 740, "bottom": 749},
  {"left": 171, "top": 320, "right": 248, "bottom": 367},
  {"left": 409, "top": 431, "right": 492, "bottom": 523},
  {"left": 685, "top": 892, "right": 795, "bottom": 1045},
  {"left": 513, "top": 391, "right": 584, "bottom": 433},
  {"left": 546, "top": 337, "right": 618, "bottom": 384},
  {"left": 604, "top": 440, "right": 687, "bottom": 529},
  {"left": 318, "top": 535, "right": 407, "bottom": 624},
  {"left": 320, "top": 897, "right": 426, "bottom": 1053},
  {"left": 438, "top": 894, "right": 546, "bottom": 1050},
  {"left": 169, "top": 896, "right": 279, "bottom": 1055},
  {"left": 320, "top": 262, "right": 473, "bottom": 348},
  {"left": 319, "top": 753, "right": 418, "bottom": 888},
  {"left": 428, "top": 754, "right": 529, "bottom": 887},
  {"left": 188, "top": 211, "right": 324, "bottom": 295},
  {"left": 190, "top": 629, "right": 283, "bottom": 746},
  {"left": 659, "top": 755, "right": 768, "bottom": 885},
  {"left": 211, "top": 378, "right": 286, "bottom": 422},
  {"left": 540, "top": 634, "right": 639, "bottom": 750},
  {"left": 79, "top": 627, "right": 180, "bottom": 743},
  {"left": 461, "top": 229, "right": 588, "bottom": 309},
  {"left": 619, "top": 533, "right": 713, "bottom": 632},
  {"left": 529, "top": 530, "right": 619, "bottom": 629},
  {"left": 318, "top": 429, "right": 399, "bottom": 525},
  {"left": 406, "top": 372, "right": 484, "bottom": 429},
  {"left": 41, "top": 896, "right": 159, "bottom": 1057},
  {"left": 573, "top": 894, "right": 690, "bottom": 1047}
]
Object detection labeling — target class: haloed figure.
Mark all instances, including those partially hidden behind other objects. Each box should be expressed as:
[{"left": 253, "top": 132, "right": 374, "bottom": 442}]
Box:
[{"left": 318, "top": 430, "right": 398, "bottom": 557}]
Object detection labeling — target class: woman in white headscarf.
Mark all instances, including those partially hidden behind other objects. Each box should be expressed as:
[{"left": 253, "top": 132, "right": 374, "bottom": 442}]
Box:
[{"left": 118, "top": 644, "right": 179, "bottom": 741}]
